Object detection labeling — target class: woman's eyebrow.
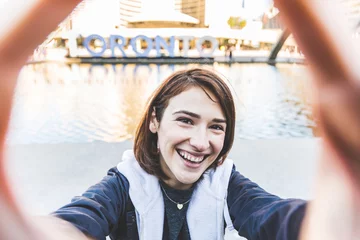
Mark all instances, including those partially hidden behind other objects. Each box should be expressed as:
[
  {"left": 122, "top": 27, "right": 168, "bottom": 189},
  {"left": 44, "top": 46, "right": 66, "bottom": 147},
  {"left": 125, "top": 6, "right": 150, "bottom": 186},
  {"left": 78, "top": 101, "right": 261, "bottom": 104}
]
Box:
[
  {"left": 213, "top": 118, "right": 226, "bottom": 124},
  {"left": 173, "top": 110, "right": 226, "bottom": 123},
  {"left": 173, "top": 110, "right": 200, "bottom": 118}
]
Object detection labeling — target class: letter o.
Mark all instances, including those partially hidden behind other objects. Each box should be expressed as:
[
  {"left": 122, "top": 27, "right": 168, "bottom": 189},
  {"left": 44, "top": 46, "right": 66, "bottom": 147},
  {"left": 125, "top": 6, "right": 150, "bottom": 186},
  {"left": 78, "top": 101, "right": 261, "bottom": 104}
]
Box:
[
  {"left": 83, "top": 34, "right": 107, "bottom": 57},
  {"left": 196, "top": 36, "right": 218, "bottom": 57}
]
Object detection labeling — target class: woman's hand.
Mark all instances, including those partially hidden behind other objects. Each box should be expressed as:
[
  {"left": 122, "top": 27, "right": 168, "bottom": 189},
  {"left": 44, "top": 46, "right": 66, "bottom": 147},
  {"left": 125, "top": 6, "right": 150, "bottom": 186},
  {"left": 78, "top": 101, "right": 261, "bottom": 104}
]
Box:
[
  {"left": 275, "top": 0, "right": 360, "bottom": 239},
  {"left": 0, "top": 1, "right": 83, "bottom": 239}
]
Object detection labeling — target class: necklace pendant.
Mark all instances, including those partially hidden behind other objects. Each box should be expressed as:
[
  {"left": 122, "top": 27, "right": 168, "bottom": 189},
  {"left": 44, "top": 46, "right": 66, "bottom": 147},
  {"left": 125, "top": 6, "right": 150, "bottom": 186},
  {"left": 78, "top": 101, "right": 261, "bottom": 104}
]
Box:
[{"left": 177, "top": 203, "right": 183, "bottom": 210}]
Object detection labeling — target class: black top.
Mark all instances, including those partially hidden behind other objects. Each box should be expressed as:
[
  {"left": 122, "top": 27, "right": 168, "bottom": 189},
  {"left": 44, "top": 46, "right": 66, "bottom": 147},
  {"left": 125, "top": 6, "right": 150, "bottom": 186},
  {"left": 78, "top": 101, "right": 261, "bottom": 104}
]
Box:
[{"left": 160, "top": 181, "right": 195, "bottom": 240}]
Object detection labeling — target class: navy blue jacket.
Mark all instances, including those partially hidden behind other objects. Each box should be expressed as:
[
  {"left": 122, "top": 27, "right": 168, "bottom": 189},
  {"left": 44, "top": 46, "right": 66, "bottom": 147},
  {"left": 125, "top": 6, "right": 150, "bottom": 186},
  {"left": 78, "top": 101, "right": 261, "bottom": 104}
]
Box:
[{"left": 53, "top": 165, "right": 306, "bottom": 240}]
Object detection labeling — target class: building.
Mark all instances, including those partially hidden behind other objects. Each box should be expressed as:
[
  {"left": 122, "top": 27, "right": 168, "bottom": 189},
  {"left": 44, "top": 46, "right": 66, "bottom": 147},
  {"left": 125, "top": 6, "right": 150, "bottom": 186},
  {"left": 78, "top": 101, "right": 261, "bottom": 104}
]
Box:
[
  {"left": 127, "top": 0, "right": 199, "bottom": 28},
  {"left": 60, "top": 0, "right": 121, "bottom": 31},
  {"left": 65, "top": 0, "right": 208, "bottom": 29},
  {"left": 262, "top": 6, "right": 284, "bottom": 30},
  {"left": 175, "top": 0, "right": 207, "bottom": 27},
  {"left": 121, "top": 0, "right": 204, "bottom": 28},
  {"left": 119, "top": 0, "right": 142, "bottom": 28}
]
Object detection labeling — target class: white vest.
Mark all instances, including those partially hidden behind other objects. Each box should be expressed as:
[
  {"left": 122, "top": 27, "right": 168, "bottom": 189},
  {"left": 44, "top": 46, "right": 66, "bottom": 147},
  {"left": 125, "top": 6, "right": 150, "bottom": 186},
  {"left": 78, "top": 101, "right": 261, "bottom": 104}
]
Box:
[{"left": 117, "top": 150, "right": 234, "bottom": 240}]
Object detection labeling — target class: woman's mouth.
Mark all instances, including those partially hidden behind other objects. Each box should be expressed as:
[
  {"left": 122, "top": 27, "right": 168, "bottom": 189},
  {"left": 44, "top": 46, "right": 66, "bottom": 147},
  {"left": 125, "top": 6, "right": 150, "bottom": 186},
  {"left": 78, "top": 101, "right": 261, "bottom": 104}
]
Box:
[{"left": 176, "top": 149, "right": 208, "bottom": 165}]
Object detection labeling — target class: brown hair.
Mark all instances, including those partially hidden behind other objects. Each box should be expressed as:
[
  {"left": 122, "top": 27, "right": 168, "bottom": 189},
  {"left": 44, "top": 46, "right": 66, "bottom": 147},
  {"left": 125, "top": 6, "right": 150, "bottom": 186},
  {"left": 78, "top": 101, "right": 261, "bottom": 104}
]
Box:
[{"left": 134, "top": 68, "right": 236, "bottom": 179}]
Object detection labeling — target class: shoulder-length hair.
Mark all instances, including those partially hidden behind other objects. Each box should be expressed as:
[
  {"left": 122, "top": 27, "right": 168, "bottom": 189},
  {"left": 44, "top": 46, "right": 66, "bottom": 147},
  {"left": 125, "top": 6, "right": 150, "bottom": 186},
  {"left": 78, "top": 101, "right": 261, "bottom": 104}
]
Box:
[{"left": 134, "top": 68, "right": 236, "bottom": 180}]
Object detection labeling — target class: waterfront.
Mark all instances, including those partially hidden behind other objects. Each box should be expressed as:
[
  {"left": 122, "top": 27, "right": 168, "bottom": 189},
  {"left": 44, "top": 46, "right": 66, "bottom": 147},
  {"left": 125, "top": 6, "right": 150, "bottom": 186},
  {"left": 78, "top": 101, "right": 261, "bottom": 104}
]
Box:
[{"left": 8, "top": 62, "right": 316, "bottom": 145}]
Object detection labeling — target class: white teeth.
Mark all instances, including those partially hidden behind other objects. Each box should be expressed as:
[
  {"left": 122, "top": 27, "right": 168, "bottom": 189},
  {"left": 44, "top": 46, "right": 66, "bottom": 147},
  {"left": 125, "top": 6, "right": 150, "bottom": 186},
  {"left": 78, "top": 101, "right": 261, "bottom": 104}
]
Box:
[{"left": 178, "top": 150, "right": 205, "bottom": 163}]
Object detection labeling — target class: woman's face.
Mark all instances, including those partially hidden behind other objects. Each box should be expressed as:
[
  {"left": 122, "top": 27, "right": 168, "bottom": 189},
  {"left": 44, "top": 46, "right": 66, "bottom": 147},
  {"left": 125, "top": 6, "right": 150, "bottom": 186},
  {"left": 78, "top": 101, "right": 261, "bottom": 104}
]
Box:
[{"left": 149, "top": 86, "right": 226, "bottom": 190}]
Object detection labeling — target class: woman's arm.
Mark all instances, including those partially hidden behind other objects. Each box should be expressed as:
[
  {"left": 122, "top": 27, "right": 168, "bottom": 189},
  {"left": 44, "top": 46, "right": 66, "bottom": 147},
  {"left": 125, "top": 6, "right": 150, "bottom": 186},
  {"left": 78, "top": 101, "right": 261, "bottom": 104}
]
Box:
[
  {"left": 0, "top": 1, "right": 82, "bottom": 239},
  {"left": 31, "top": 216, "right": 96, "bottom": 240},
  {"left": 227, "top": 166, "right": 306, "bottom": 240},
  {"left": 52, "top": 167, "right": 130, "bottom": 240},
  {"left": 274, "top": 1, "right": 360, "bottom": 240}
]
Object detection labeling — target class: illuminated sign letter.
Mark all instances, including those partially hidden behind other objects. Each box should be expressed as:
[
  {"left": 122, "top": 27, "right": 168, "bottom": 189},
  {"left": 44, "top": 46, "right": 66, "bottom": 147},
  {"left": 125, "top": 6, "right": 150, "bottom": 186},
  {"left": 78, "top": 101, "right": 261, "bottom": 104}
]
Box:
[
  {"left": 196, "top": 36, "right": 218, "bottom": 57},
  {"left": 109, "top": 35, "right": 127, "bottom": 57},
  {"left": 155, "top": 36, "right": 175, "bottom": 57},
  {"left": 83, "top": 34, "right": 107, "bottom": 57},
  {"left": 130, "top": 35, "right": 153, "bottom": 57},
  {"left": 177, "top": 36, "right": 194, "bottom": 57}
]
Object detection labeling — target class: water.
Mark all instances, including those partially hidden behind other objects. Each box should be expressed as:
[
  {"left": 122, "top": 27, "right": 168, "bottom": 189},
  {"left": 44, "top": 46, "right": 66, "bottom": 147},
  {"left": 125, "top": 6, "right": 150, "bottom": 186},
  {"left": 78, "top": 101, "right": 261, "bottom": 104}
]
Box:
[{"left": 7, "top": 63, "right": 316, "bottom": 144}]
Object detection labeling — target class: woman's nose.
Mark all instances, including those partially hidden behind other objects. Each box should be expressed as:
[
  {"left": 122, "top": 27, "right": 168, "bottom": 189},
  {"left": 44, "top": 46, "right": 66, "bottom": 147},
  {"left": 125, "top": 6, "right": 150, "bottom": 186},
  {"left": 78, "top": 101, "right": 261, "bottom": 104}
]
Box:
[{"left": 189, "top": 128, "right": 210, "bottom": 151}]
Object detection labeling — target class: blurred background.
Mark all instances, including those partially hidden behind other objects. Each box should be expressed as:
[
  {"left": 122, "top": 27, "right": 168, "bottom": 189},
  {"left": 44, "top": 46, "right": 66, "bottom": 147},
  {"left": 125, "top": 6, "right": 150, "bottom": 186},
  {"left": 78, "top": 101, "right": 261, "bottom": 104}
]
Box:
[
  {"left": 8, "top": 0, "right": 360, "bottom": 145},
  {"left": 7, "top": 0, "right": 322, "bottom": 145}
]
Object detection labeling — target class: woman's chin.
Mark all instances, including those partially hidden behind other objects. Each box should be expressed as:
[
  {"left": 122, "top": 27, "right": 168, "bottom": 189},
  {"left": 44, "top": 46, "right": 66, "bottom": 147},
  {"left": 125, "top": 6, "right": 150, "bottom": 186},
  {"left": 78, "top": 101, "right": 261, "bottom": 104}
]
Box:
[{"left": 175, "top": 174, "right": 201, "bottom": 187}]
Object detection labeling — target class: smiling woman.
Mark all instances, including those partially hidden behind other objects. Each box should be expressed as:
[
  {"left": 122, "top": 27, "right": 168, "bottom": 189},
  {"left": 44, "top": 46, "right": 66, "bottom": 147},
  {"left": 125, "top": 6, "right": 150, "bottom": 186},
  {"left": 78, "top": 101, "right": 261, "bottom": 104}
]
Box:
[
  {"left": 134, "top": 68, "right": 235, "bottom": 189},
  {"left": 53, "top": 68, "right": 307, "bottom": 240}
]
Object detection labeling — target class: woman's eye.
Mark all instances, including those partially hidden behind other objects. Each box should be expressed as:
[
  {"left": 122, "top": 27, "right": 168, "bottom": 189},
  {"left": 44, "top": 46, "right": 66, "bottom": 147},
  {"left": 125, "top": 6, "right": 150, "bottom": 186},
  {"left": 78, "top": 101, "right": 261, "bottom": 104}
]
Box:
[
  {"left": 177, "top": 118, "right": 193, "bottom": 125},
  {"left": 211, "top": 125, "right": 224, "bottom": 131}
]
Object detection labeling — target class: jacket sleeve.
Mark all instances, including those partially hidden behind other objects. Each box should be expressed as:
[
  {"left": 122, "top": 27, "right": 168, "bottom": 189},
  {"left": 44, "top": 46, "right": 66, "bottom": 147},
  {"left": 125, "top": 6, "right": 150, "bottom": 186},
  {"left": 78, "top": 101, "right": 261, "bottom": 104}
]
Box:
[
  {"left": 227, "top": 165, "right": 307, "bottom": 240},
  {"left": 52, "top": 167, "right": 129, "bottom": 240}
]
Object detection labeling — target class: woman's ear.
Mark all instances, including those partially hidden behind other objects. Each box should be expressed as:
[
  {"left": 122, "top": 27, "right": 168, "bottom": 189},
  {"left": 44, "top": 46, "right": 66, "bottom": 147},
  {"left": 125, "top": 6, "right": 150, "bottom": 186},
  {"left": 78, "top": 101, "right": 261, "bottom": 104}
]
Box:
[
  {"left": 217, "top": 157, "right": 224, "bottom": 166},
  {"left": 149, "top": 109, "right": 159, "bottom": 133}
]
